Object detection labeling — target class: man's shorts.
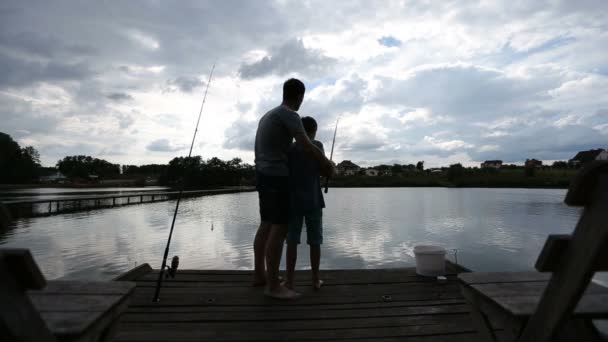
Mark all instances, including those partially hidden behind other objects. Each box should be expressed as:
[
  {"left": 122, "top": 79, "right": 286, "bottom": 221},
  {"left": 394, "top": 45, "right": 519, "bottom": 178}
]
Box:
[
  {"left": 287, "top": 209, "right": 323, "bottom": 245},
  {"left": 256, "top": 171, "right": 289, "bottom": 224}
]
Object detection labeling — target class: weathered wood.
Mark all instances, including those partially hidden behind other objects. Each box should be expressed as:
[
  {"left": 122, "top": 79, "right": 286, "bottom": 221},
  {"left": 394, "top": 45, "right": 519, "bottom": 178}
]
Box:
[
  {"left": 535, "top": 234, "right": 608, "bottom": 272},
  {"left": 29, "top": 281, "right": 135, "bottom": 342},
  {"left": 565, "top": 161, "right": 608, "bottom": 206},
  {"left": 115, "top": 321, "right": 477, "bottom": 341},
  {"left": 1, "top": 248, "right": 46, "bottom": 290},
  {"left": 126, "top": 298, "right": 467, "bottom": 312},
  {"left": 519, "top": 174, "right": 608, "bottom": 342},
  {"left": 459, "top": 272, "right": 550, "bottom": 285},
  {"left": 113, "top": 263, "right": 153, "bottom": 281},
  {"left": 118, "top": 313, "right": 473, "bottom": 332}
]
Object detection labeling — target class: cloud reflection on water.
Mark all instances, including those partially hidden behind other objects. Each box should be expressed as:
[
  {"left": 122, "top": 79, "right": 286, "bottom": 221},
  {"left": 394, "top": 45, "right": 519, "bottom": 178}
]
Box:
[{"left": 1, "top": 188, "right": 581, "bottom": 280}]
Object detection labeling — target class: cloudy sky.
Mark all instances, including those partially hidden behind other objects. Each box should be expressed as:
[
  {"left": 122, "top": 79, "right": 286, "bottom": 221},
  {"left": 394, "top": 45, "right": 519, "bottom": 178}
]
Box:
[{"left": 1, "top": 1, "right": 607, "bottom": 168}]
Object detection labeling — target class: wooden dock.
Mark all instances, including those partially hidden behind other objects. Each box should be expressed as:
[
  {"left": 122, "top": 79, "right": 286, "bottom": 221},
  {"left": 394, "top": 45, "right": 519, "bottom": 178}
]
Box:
[
  {"left": 111, "top": 262, "right": 500, "bottom": 342},
  {"left": 3, "top": 187, "right": 255, "bottom": 218}
]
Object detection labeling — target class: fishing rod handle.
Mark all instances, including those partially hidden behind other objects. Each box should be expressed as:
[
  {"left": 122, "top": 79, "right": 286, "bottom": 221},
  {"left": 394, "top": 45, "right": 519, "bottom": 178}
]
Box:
[{"left": 324, "top": 177, "right": 330, "bottom": 193}]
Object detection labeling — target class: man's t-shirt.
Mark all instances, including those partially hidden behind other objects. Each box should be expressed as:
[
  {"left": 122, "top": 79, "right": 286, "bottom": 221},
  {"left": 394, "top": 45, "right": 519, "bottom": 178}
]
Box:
[
  {"left": 254, "top": 105, "right": 306, "bottom": 177},
  {"left": 288, "top": 140, "right": 326, "bottom": 214}
]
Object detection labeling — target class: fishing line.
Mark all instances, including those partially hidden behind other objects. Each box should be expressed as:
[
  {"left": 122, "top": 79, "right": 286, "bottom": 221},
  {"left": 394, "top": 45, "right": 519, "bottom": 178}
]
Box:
[{"left": 152, "top": 63, "right": 216, "bottom": 302}]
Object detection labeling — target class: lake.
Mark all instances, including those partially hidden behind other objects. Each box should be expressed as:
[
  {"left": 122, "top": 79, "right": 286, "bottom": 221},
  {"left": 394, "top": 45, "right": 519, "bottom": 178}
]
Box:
[{"left": 2, "top": 187, "right": 601, "bottom": 283}]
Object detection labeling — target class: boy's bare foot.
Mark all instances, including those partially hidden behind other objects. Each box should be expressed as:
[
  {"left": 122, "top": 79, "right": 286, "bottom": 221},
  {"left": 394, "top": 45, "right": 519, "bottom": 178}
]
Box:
[
  {"left": 313, "top": 279, "right": 324, "bottom": 291},
  {"left": 281, "top": 279, "right": 295, "bottom": 290},
  {"left": 264, "top": 284, "right": 301, "bottom": 299}
]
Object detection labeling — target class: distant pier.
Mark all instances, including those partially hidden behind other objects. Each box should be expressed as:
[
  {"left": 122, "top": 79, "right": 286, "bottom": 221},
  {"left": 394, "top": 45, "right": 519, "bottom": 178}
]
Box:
[{"left": 2, "top": 187, "right": 256, "bottom": 218}]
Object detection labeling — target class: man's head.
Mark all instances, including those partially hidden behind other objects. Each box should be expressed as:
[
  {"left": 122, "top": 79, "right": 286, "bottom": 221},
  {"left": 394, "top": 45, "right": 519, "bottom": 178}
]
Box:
[
  {"left": 301, "top": 116, "right": 317, "bottom": 140},
  {"left": 282, "top": 78, "right": 305, "bottom": 111}
]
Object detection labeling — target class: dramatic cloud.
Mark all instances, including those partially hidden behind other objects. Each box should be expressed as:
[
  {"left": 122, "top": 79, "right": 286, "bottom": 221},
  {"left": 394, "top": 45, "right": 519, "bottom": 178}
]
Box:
[
  {"left": 1, "top": 1, "right": 607, "bottom": 167},
  {"left": 239, "top": 39, "right": 336, "bottom": 79},
  {"left": 146, "top": 139, "right": 184, "bottom": 152}
]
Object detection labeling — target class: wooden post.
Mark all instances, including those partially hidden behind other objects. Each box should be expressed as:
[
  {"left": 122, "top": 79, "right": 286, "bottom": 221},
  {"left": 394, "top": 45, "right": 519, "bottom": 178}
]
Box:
[
  {"left": 127, "top": 197, "right": 130, "bottom": 204},
  {"left": 112, "top": 197, "right": 116, "bottom": 206},
  {"left": 0, "top": 249, "right": 56, "bottom": 342},
  {"left": 140, "top": 195, "right": 143, "bottom": 203},
  {"left": 519, "top": 164, "right": 608, "bottom": 342},
  {"left": 48, "top": 202, "right": 52, "bottom": 214}
]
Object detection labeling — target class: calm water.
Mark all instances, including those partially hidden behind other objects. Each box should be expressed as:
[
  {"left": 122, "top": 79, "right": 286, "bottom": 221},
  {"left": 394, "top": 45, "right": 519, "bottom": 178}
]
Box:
[{"left": 0, "top": 188, "right": 595, "bottom": 282}]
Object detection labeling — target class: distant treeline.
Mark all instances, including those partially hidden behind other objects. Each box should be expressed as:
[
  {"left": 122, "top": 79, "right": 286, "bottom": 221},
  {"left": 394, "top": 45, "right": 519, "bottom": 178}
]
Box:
[{"left": 331, "top": 164, "right": 577, "bottom": 189}]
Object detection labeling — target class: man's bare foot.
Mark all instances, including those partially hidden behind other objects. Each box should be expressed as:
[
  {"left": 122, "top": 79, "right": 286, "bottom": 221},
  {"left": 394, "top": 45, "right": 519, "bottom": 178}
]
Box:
[
  {"left": 264, "top": 284, "right": 301, "bottom": 299},
  {"left": 313, "top": 279, "right": 324, "bottom": 291}
]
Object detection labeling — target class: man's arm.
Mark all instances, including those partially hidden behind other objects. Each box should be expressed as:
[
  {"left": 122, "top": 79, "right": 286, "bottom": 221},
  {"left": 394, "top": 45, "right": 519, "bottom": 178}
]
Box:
[{"left": 294, "top": 133, "right": 334, "bottom": 177}]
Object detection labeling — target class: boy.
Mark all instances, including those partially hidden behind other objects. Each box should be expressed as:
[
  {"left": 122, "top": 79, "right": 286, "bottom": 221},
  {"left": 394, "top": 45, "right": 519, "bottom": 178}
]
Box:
[{"left": 284, "top": 116, "right": 326, "bottom": 290}]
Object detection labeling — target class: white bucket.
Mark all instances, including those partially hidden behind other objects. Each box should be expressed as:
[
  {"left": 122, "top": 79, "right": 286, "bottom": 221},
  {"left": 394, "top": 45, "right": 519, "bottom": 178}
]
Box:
[{"left": 414, "top": 245, "right": 446, "bottom": 276}]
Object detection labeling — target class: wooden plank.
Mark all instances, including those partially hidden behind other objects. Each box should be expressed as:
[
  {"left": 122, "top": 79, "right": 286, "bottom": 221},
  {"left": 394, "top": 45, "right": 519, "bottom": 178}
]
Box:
[
  {"left": 458, "top": 272, "right": 550, "bottom": 285},
  {"left": 520, "top": 175, "right": 608, "bottom": 342},
  {"left": 31, "top": 280, "right": 135, "bottom": 295},
  {"left": 470, "top": 281, "right": 608, "bottom": 298},
  {"left": 117, "top": 313, "right": 473, "bottom": 332},
  {"left": 130, "top": 291, "right": 464, "bottom": 307},
  {"left": 120, "top": 304, "right": 470, "bottom": 322},
  {"left": 535, "top": 235, "right": 608, "bottom": 271},
  {"left": 496, "top": 293, "right": 608, "bottom": 318},
  {"left": 1, "top": 248, "right": 46, "bottom": 290},
  {"left": 114, "top": 264, "right": 153, "bottom": 281},
  {"left": 30, "top": 294, "right": 124, "bottom": 312},
  {"left": 125, "top": 298, "right": 467, "bottom": 313},
  {"left": 114, "top": 321, "right": 477, "bottom": 341}
]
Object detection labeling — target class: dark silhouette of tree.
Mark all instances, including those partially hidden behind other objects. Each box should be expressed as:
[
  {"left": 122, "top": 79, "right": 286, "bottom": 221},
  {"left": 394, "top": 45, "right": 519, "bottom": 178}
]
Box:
[
  {"left": 447, "top": 163, "right": 464, "bottom": 182},
  {"left": 56, "top": 155, "right": 120, "bottom": 179},
  {"left": 164, "top": 156, "right": 254, "bottom": 188},
  {"left": 416, "top": 161, "right": 424, "bottom": 171},
  {"left": 0, "top": 132, "right": 41, "bottom": 183},
  {"left": 552, "top": 161, "right": 568, "bottom": 169}
]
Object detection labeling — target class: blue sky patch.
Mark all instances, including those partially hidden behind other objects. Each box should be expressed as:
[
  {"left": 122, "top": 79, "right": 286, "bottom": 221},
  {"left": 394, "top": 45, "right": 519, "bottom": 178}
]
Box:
[{"left": 378, "top": 36, "right": 402, "bottom": 47}]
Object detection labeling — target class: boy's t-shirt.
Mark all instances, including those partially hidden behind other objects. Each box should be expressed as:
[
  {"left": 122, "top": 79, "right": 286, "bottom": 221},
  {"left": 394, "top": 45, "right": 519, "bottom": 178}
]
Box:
[{"left": 288, "top": 139, "right": 326, "bottom": 214}]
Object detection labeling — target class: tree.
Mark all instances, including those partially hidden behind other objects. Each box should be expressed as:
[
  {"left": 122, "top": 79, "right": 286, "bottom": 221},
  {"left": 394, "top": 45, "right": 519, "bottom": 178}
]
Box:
[
  {"left": 552, "top": 161, "right": 568, "bottom": 169},
  {"left": 57, "top": 155, "right": 120, "bottom": 179},
  {"left": 416, "top": 161, "right": 424, "bottom": 171},
  {"left": 447, "top": 163, "right": 464, "bottom": 182},
  {"left": 0, "top": 132, "right": 41, "bottom": 183}
]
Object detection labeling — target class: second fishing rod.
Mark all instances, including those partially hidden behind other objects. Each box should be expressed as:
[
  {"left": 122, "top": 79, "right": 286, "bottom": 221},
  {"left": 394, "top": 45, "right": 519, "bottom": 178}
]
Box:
[{"left": 152, "top": 64, "right": 215, "bottom": 302}]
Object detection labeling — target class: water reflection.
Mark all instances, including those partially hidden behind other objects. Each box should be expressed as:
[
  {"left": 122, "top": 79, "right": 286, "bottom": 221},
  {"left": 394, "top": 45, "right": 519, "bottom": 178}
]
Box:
[{"left": 0, "top": 188, "right": 584, "bottom": 281}]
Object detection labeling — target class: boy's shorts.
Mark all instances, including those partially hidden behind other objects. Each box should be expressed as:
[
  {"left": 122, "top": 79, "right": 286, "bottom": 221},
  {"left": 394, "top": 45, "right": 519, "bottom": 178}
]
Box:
[{"left": 287, "top": 209, "right": 323, "bottom": 245}]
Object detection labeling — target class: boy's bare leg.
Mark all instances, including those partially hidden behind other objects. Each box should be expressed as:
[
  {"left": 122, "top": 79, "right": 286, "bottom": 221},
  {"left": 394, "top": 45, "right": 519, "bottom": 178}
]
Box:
[
  {"left": 310, "top": 245, "right": 322, "bottom": 288},
  {"left": 253, "top": 222, "right": 271, "bottom": 286},
  {"left": 285, "top": 243, "right": 298, "bottom": 289},
  {"left": 265, "top": 224, "right": 298, "bottom": 298}
]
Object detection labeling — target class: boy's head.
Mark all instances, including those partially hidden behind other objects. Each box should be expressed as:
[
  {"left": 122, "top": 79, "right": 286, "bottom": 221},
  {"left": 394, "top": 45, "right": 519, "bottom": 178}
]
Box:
[{"left": 301, "top": 116, "right": 317, "bottom": 139}]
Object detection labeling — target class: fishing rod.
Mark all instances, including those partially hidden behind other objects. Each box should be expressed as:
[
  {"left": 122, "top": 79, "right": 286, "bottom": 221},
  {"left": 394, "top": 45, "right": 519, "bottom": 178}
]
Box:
[
  {"left": 153, "top": 63, "right": 215, "bottom": 302},
  {"left": 324, "top": 116, "right": 340, "bottom": 193}
]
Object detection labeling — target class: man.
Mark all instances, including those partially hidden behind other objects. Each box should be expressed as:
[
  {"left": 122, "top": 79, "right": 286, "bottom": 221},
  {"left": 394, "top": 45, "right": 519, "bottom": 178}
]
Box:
[
  {"left": 284, "top": 116, "right": 325, "bottom": 291},
  {"left": 253, "top": 78, "right": 333, "bottom": 299}
]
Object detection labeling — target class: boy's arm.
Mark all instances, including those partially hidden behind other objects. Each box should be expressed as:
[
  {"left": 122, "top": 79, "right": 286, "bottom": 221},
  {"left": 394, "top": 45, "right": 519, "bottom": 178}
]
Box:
[{"left": 294, "top": 133, "right": 334, "bottom": 177}]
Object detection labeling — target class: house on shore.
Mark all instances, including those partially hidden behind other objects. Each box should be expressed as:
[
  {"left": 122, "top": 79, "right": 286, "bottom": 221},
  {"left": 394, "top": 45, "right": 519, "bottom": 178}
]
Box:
[
  {"left": 568, "top": 149, "right": 606, "bottom": 167},
  {"left": 481, "top": 160, "right": 503, "bottom": 169},
  {"left": 525, "top": 159, "right": 543, "bottom": 168},
  {"left": 39, "top": 171, "right": 67, "bottom": 183},
  {"left": 336, "top": 160, "right": 361, "bottom": 176}
]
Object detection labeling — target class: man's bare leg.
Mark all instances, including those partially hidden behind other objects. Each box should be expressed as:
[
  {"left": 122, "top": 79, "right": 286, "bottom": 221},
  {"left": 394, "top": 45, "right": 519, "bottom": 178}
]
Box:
[
  {"left": 310, "top": 245, "right": 322, "bottom": 289},
  {"left": 284, "top": 242, "right": 298, "bottom": 289},
  {"left": 253, "top": 222, "right": 271, "bottom": 286},
  {"left": 265, "top": 224, "right": 298, "bottom": 298}
]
